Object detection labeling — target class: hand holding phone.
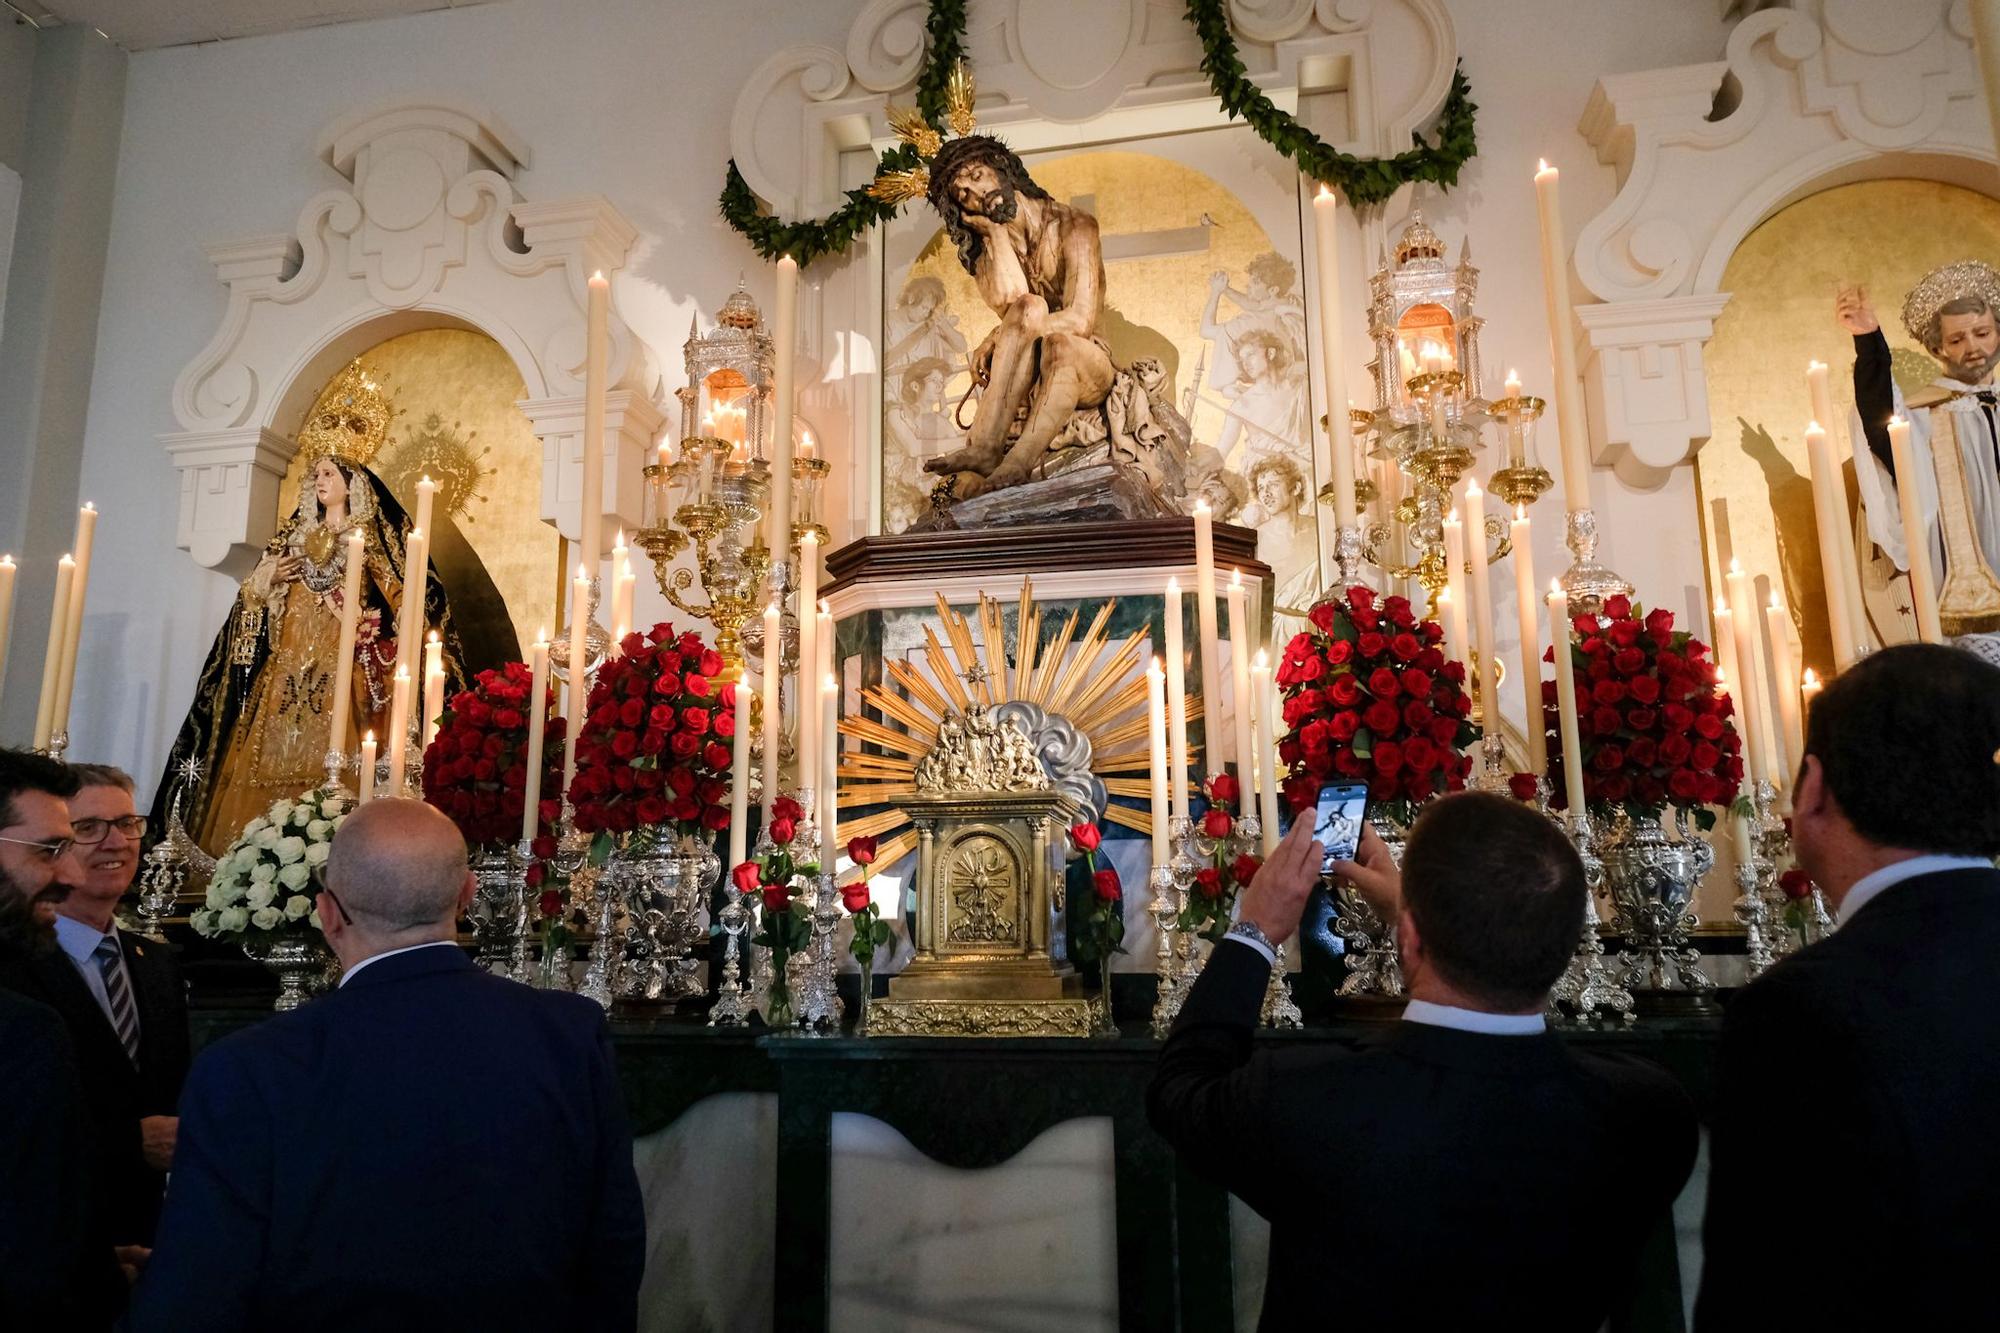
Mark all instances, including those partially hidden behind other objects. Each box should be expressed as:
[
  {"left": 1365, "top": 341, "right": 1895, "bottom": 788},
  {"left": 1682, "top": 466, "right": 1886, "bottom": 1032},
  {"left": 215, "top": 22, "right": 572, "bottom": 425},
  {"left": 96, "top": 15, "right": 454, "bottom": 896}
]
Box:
[{"left": 1313, "top": 782, "right": 1370, "bottom": 875}]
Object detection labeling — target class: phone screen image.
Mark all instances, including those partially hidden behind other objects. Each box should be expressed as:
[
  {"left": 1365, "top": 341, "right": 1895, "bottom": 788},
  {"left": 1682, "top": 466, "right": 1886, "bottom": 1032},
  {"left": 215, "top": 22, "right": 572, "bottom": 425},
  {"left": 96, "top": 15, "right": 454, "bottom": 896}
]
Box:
[{"left": 1314, "top": 783, "right": 1369, "bottom": 873}]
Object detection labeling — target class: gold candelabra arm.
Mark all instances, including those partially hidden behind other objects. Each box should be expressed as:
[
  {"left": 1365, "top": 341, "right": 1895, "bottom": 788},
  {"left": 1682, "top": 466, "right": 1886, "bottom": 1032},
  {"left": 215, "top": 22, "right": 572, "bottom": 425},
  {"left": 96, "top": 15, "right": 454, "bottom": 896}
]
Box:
[{"left": 662, "top": 564, "right": 712, "bottom": 621}]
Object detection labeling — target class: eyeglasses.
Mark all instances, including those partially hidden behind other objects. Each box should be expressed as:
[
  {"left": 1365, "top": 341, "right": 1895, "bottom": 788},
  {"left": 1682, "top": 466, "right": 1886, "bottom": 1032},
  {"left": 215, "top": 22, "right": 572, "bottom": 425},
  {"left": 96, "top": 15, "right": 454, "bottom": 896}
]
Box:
[
  {"left": 0, "top": 834, "right": 76, "bottom": 863},
  {"left": 71, "top": 815, "right": 148, "bottom": 846},
  {"left": 319, "top": 886, "right": 352, "bottom": 927}
]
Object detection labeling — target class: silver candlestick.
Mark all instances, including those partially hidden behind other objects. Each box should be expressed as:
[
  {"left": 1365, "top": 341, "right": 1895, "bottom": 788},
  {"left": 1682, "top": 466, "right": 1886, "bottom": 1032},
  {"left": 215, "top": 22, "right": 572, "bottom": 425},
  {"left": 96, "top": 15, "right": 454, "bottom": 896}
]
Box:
[
  {"left": 506, "top": 837, "right": 537, "bottom": 986},
  {"left": 1550, "top": 810, "right": 1634, "bottom": 1024},
  {"left": 1146, "top": 863, "right": 1179, "bottom": 1037},
  {"left": 708, "top": 889, "right": 754, "bottom": 1026},
  {"left": 1150, "top": 817, "right": 1198, "bottom": 1036},
  {"left": 792, "top": 871, "right": 844, "bottom": 1031},
  {"left": 576, "top": 860, "right": 622, "bottom": 1010},
  {"left": 1471, "top": 731, "right": 1510, "bottom": 793},
  {"left": 1261, "top": 941, "right": 1304, "bottom": 1029},
  {"left": 1557, "top": 508, "right": 1633, "bottom": 615}
]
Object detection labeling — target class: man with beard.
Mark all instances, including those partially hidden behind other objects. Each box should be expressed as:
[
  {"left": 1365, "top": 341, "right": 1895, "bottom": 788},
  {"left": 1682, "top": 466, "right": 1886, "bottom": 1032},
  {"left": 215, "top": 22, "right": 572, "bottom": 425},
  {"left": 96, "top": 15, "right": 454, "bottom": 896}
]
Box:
[
  {"left": 1841, "top": 263, "right": 2000, "bottom": 588},
  {"left": 919, "top": 135, "right": 1117, "bottom": 498},
  {"left": 0, "top": 748, "right": 127, "bottom": 1328},
  {"left": 21, "top": 764, "right": 190, "bottom": 1247}
]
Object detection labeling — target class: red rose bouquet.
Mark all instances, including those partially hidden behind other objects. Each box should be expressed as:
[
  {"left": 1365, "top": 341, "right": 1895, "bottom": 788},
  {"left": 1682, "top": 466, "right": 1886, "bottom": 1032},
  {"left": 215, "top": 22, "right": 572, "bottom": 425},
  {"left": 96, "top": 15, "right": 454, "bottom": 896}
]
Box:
[
  {"left": 1065, "top": 821, "right": 1125, "bottom": 968},
  {"left": 1275, "top": 586, "right": 1477, "bottom": 825},
  {"left": 422, "top": 661, "right": 566, "bottom": 849},
  {"left": 1177, "top": 774, "right": 1263, "bottom": 944},
  {"left": 731, "top": 795, "right": 813, "bottom": 1026},
  {"left": 568, "top": 623, "right": 737, "bottom": 841},
  {"left": 1541, "top": 594, "right": 1742, "bottom": 829}
]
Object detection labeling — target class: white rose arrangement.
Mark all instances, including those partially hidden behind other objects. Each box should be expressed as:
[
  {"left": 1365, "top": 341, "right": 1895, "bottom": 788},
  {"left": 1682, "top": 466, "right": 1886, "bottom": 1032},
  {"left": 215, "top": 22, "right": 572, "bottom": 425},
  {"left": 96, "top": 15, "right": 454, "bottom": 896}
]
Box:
[{"left": 192, "top": 785, "right": 353, "bottom": 940}]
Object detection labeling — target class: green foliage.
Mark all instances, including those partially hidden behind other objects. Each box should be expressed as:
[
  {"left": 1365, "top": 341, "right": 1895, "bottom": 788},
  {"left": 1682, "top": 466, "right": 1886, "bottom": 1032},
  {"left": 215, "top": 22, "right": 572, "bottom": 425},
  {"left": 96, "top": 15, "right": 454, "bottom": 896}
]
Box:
[
  {"left": 716, "top": 0, "right": 966, "bottom": 264},
  {"left": 1185, "top": 0, "right": 1478, "bottom": 207}
]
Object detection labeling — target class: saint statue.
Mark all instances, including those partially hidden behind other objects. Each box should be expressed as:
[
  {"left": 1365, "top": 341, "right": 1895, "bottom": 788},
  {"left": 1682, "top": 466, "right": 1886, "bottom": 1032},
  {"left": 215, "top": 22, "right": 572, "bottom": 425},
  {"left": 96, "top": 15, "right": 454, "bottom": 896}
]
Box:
[
  {"left": 151, "top": 362, "right": 467, "bottom": 854},
  {"left": 1840, "top": 263, "right": 2000, "bottom": 589}
]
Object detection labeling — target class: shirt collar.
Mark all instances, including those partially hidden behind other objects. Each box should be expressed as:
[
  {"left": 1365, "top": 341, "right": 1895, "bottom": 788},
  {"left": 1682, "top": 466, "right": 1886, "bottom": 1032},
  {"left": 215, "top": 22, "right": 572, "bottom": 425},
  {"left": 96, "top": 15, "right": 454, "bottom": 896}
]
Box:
[
  {"left": 1838, "top": 854, "right": 1996, "bottom": 925},
  {"left": 53, "top": 913, "right": 114, "bottom": 965},
  {"left": 338, "top": 939, "right": 462, "bottom": 988},
  {"left": 1401, "top": 998, "right": 1546, "bottom": 1035}
]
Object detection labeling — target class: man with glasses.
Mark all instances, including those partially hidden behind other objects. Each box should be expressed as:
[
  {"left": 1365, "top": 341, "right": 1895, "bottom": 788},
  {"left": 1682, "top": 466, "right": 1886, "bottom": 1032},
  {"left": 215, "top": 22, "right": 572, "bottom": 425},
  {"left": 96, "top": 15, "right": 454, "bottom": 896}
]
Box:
[
  {"left": 27, "top": 765, "right": 190, "bottom": 1248},
  {"left": 0, "top": 747, "right": 127, "bottom": 1328},
  {"left": 131, "top": 798, "right": 645, "bottom": 1332}
]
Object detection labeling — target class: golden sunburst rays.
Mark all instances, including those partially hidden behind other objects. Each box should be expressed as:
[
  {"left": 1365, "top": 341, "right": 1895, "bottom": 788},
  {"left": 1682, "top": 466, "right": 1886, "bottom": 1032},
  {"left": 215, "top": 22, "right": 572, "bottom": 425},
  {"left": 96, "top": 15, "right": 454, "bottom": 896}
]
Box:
[
  {"left": 867, "top": 166, "right": 932, "bottom": 206},
  {"left": 886, "top": 104, "right": 942, "bottom": 160},
  {"left": 944, "top": 59, "right": 977, "bottom": 138},
  {"left": 833, "top": 579, "right": 1202, "bottom": 877}
]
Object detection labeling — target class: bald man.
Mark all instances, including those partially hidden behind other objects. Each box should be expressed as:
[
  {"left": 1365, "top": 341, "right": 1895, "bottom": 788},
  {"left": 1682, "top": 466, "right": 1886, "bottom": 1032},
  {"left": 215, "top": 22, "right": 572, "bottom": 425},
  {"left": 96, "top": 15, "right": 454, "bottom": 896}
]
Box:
[{"left": 129, "top": 800, "right": 646, "bottom": 1333}]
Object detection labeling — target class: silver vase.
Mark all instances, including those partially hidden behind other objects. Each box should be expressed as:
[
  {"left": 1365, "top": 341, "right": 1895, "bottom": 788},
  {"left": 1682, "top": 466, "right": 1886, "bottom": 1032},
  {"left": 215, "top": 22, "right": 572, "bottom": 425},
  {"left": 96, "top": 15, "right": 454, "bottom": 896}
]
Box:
[
  {"left": 1332, "top": 811, "right": 1406, "bottom": 998},
  {"left": 1594, "top": 808, "right": 1715, "bottom": 1000},
  {"left": 612, "top": 835, "right": 715, "bottom": 1004},
  {"left": 467, "top": 845, "right": 518, "bottom": 970},
  {"left": 242, "top": 931, "right": 340, "bottom": 1012}
]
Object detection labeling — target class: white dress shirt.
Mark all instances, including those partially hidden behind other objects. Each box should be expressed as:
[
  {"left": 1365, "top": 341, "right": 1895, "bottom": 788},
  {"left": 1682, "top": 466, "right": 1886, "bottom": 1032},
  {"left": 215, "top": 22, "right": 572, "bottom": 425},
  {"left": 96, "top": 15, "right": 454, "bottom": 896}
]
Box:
[
  {"left": 1400, "top": 998, "right": 1546, "bottom": 1035},
  {"left": 53, "top": 913, "right": 134, "bottom": 1030},
  {"left": 1837, "top": 854, "right": 1996, "bottom": 926},
  {"left": 337, "top": 940, "right": 462, "bottom": 987}
]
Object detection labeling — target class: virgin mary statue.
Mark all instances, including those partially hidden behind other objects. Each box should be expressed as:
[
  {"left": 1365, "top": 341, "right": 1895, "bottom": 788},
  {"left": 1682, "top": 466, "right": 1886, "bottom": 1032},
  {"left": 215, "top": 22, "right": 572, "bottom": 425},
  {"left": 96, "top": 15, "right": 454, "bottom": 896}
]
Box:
[{"left": 152, "top": 362, "right": 467, "bottom": 854}]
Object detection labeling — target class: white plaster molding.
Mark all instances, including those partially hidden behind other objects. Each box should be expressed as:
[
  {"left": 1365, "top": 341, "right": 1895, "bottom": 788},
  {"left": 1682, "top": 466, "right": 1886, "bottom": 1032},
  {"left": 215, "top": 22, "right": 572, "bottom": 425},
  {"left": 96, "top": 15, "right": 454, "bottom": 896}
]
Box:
[
  {"left": 1577, "top": 293, "right": 1733, "bottom": 480},
  {"left": 165, "top": 100, "right": 662, "bottom": 570},
  {"left": 518, "top": 390, "right": 668, "bottom": 545},
  {"left": 1568, "top": 0, "right": 1995, "bottom": 485}
]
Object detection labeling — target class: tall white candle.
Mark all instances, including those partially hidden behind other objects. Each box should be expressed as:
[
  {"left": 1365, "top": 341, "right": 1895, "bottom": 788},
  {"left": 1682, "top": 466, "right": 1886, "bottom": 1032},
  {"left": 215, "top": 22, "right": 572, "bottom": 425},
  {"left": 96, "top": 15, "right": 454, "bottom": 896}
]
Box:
[
  {"left": 563, "top": 562, "right": 591, "bottom": 795},
  {"left": 795, "top": 531, "right": 820, "bottom": 795},
  {"left": 522, "top": 632, "right": 549, "bottom": 843},
  {"left": 50, "top": 504, "right": 96, "bottom": 743},
  {"left": 31, "top": 556, "right": 75, "bottom": 751},
  {"left": 1803, "top": 419, "right": 1863, "bottom": 670},
  {"left": 386, "top": 665, "right": 412, "bottom": 793},
  {"left": 1145, "top": 659, "right": 1169, "bottom": 866},
  {"left": 398, "top": 527, "right": 428, "bottom": 682},
  {"left": 817, "top": 601, "right": 835, "bottom": 850},
  {"left": 1534, "top": 160, "right": 1592, "bottom": 513},
  {"left": 1764, "top": 592, "right": 1804, "bottom": 782},
  {"left": 0, "top": 554, "right": 15, "bottom": 696},
  {"left": 1546, "top": 581, "right": 1587, "bottom": 813},
  {"left": 422, "top": 632, "right": 445, "bottom": 750},
  {"left": 1887, "top": 415, "right": 1944, "bottom": 643},
  {"left": 1312, "top": 184, "right": 1358, "bottom": 524},
  {"left": 1723, "top": 562, "right": 1774, "bottom": 789},
  {"left": 1251, "top": 650, "right": 1282, "bottom": 857},
  {"left": 328, "top": 529, "right": 365, "bottom": 758},
  {"left": 1510, "top": 506, "right": 1548, "bottom": 776},
  {"left": 413, "top": 475, "right": 436, "bottom": 541},
  {"left": 1225, "top": 570, "right": 1253, "bottom": 786},
  {"left": 761, "top": 597, "right": 783, "bottom": 815},
  {"left": 820, "top": 669, "right": 838, "bottom": 868},
  {"left": 728, "top": 676, "right": 753, "bottom": 867},
  {"left": 767, "top": 255, "right": 799, "bottom": 556},
  {"left": 609, "top": 529, "right": 633, "bottom": 652},
  {"left": 1800, "top": 668, "right": 1822, "bottom": 717},
  {"left": 1442, "top": 511, "right": 1470, "bottom": 667},
  {"left": 581, "top": 271, "right": 610, "bottom": 579},
  {"left": 1164, "top": 578, "right": 1190, "bottom": 821},
  {"left": 1192, "top": 501, "right": 1223, "bottom": 776},
  {"left": 358, "top": 731, "right": 378, "bottom": 802},
  {"left": 1463, "top": 482, "right": 1501, "bottom": 736},
  {"left": 1711, "top": 597, "right": 1742, "bottom": 752}
]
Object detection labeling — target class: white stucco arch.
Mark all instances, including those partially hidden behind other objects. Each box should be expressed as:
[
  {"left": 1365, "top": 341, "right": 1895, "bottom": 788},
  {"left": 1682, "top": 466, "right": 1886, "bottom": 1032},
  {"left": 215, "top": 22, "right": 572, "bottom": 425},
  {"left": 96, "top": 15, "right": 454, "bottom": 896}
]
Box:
[{"left": 162, "top": 98, "right": 665, "bottom": 577}]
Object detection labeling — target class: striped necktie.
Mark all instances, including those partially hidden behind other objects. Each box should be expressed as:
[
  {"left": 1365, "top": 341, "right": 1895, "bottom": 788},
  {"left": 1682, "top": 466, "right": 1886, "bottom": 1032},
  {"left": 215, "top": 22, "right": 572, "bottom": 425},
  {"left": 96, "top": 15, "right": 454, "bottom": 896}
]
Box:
[{"left": 95, "top": 934, "right": 140, "bottom": 1065}]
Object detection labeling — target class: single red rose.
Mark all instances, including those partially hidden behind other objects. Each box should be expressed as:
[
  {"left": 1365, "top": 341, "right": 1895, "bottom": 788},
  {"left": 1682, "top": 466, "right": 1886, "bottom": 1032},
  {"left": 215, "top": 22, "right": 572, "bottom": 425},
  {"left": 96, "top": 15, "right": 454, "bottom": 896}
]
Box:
[
  {"left": 1207, "top": 773, "right": 1241, "bottom": 807},
  {"left": 771, "top": 796, "right": 804, "bottom": 824},
  {"left": 1441, "top": 660, "right": 1468, "bottom": 684},
  {"left": 848, "top": 834, "right": 880, "bottom": 866},
  {"left": 732, "top": 861, "right": 762, "bottom": 895},
  {"left": 685, "top": 674, "right": 712, "bottom": 697},
  {"left": 670, "top": 732, "right": 700, "bottom": 758},
  {"left": 1625, "top": 707, "right": 1658, "bottom": 733},
  {"left": 493, "top": 708, "right": 523, "bottom": 731},
  {"left": 713, "top": 709, "right": 736, "bottom": 738},
  {"left": 703, "top": 741, "right": 732, "bottom": 771},
  {"left": 1368, "top": 666, "right": 1402, "bottom": 698},
  {"left": 1329, "top": 676, "right": 1362, "bottom": 708},
  {"left": 682, "top": 706, "right": 711, "bottom": 734},
  {"left": 1401, "top": 668, "right": 1433, "bottom": 697},
  {"left": 670, "top": 796, "right": 699, "bottom": 823},
  {"left": 1427, "top": 715, "right": 1460, "bottom": 746},
  {"left": 1693, "top": 713, "right": 1724, "bottom": 740},
  {"left": 1093, "top": 866, "right": 1122, "bottom": 903},
  {"left": 1297, "top": 655, "right": 1328, "bottom": 683},
  {"left": 1691, "top": 741, "right": 1722, "bottom": 771},
  {"left": 1348, "top": 586, "right": 1376, "bottom": 611},
  {"left": 699, "top": 649, "right": 724, "bottom": 678},
  {"left": 1592, "top": 679, "right": 1628, "bottom": 706},
  {"left": 770, "top": 816, "right": 797, "bottom": 845},
  {"left": 1660, "top": 735, "right": 1693, "bottom": 766},
  {"left": 1357, "top": 631, "right": 1388, "bottom": 659},
  {"left": 841, "top": 883, "right": 872, "bottom": 913},
  {"left": 636, "top": 795, "right": 670, "bottom": 826},
  {"left": 1363, "top": 699, "right": 1401, "bottom": 735},
  {"left": 1201, "top": 807, "right": 1234, "bottom": 840},
  {"left": 1644, "top": 607, "right": 1675, "bottom": 636},
  {"left": 1325, "top": 639, "right": 1354, "bottom": 665},
  {"left": 1327, "top": 712, "right": 1359, "bottom": 743},
  {"left": 1390, "top": 633, "right": 1422, "bottom": 662},
  {"left": 1194, "top": 866, "right": 1223, "bottom": 899},
  {"left": 1628, "top": 675, "right": 1661, "bottom": 705},
  {"left": 1507, "top": 772, "right": 1540, "bottom": 802},
  {"left": 1667, "top": 769, "right": 1702, "bottom": 801},
  {"left": 618, "top": 697, "right": 644, "bottom": 728},
  {"left": 1373, "top": 739, "right": 1403, "bottom": 774},
  {"left": 1308, "top": 602, "right": 1338, "bottom": 633},
  {"left": 1626, "top": 736, "right": 1659, "bottom": 767},
  {"left": 762, "top": 885, "right": 793, "bottom": 916},
  {"left": 1591, "top": 706, "right": 1623, "bottom": 737},
  {"left": 1603, "top": 594, "right": 1632, "bottom": 619},
  {"left": 649, "top": 703, "right": 677, "bottom": 730},
  {"left": 1403, "top": 699, "right": 1434, "bottom": 732},
  {"left": 1403, "top": 736, "right": 1437, "bottom": 773},
  {"left": 1778, "top": 868, "right": 1813, "bottom": 901},
  {"left": 1230, "top": 854, "right": 1261, "bottom": 886},
  {"left": 1607, "top": 619, "right": 1642, "bottom": 649},
  {"left": 1594, "top": 745, "right": 1625, "bottom": 772},
  {"left": 611, "top": 731, "right": 639, "bottom": 759},
  {"left": 1422, "top": 621, "right": 1444, "bottom": 645},
  {"left": 538, "top": 889, "right": 564, "bottom": 918},
  {"left": 1612, "top": 648, "right": 1645, "bottom": 675},
  {"left": 702, "top": 804, "right": 731, "bottom": 831}
]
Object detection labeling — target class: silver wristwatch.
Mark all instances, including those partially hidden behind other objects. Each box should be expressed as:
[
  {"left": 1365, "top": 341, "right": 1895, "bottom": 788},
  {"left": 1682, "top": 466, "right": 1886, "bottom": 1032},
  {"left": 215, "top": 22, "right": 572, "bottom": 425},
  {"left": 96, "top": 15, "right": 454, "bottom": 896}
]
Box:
[{"left": 1225, "top": 920, "right": 1276, "bottom": 956}]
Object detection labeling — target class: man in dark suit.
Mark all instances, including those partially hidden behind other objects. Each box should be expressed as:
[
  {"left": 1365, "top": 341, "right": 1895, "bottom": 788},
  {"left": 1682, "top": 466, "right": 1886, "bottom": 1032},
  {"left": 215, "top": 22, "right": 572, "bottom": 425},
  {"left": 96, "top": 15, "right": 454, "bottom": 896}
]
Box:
[
  {"left": 130, "top": 797, "right": 647, "bottom": 1332},
  {"left": 1150, "top": 792, "right": 1697, "bottom": 1331},
  {"left": 0, "top": 763, "right": 191, "bottom": 1248},
  {"left": 0, "top": 747, "right": 128, "bottom": 1327},
  {"left": 1696, "top": 644, "right": 2000, "bottom": 1330}
]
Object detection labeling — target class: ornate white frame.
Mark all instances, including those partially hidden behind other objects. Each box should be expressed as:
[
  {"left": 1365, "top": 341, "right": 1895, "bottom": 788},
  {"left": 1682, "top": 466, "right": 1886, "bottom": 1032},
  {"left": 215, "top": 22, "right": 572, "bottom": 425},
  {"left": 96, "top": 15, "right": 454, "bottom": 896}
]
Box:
[
  {"left": 726, "top": 0, "right": 1462, "bottom": 560},
  {"left": 1571, "top": 0, "right": 1997, "bottom": 484},
  {"left": 162, "top": 99, "right": 665, "bottom": 576}
]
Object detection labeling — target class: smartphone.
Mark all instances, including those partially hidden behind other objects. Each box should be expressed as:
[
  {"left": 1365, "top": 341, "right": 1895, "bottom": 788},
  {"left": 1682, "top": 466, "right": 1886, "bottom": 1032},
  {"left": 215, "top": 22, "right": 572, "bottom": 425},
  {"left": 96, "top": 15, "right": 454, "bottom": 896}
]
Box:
[{"left": 1313, "top": 782, "right": 1370, "bottom": 874}]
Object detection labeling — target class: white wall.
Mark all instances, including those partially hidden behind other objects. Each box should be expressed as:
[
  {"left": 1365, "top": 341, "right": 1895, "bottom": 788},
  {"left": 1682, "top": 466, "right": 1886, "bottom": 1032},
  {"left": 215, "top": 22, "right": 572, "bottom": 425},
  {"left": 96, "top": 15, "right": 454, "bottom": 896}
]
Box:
[{"left": 61, "top": 0, "right": 1735, "bottom": 796}]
